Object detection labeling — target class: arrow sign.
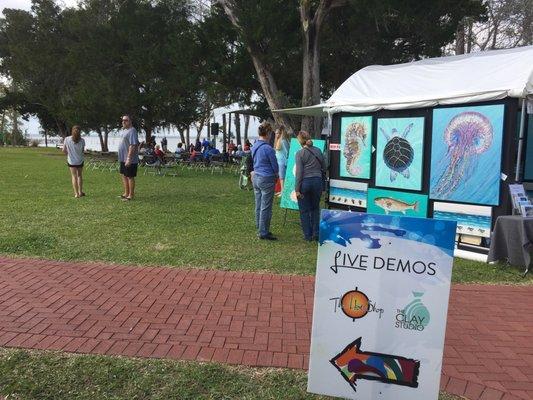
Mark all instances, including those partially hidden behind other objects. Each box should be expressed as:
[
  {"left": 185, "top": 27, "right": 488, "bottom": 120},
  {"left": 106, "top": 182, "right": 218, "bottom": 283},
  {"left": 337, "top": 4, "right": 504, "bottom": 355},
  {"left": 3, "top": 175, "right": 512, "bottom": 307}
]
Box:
[{"left": 330, "top": 337, "right": 420, "bottom": 392}]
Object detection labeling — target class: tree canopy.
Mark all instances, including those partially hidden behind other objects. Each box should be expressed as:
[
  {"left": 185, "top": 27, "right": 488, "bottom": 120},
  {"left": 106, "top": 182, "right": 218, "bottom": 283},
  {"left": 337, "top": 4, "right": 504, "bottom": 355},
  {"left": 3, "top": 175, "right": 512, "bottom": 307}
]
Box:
[{"left": 0, "top": 0, "right": 500, "bottom": 143}]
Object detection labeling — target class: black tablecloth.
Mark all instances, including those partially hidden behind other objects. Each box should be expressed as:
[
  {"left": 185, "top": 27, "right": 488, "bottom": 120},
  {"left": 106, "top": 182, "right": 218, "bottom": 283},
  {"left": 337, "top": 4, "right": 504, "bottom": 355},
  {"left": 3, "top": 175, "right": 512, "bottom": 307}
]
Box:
[{"left": 487, "top": 215, "right": 533, "bottom": 267}]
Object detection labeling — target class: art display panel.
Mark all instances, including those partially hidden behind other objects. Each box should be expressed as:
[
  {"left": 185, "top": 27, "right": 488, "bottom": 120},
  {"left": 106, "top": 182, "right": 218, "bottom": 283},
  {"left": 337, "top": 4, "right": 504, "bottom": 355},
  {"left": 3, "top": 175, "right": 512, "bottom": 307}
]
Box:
[
  {"left": 429, "top": 104, "right": 505, "bottom": 205},
  {"left": 367, "top": 188, "right": 428, "bottom": 218},
  {"left": 329, "top": 179, "right": 368, "bottom": 208},
  {"left": 340, "top": 116, "right": 373, "bottom": 179},
  {"left": 433, "top": 202, "right": 492, "bottom": 238},
  {"left": 375, "top": 117, "right": 425, "bottom": 191},
  {"left": 281, "top": 138, "right": 326, "bottom": 210}
]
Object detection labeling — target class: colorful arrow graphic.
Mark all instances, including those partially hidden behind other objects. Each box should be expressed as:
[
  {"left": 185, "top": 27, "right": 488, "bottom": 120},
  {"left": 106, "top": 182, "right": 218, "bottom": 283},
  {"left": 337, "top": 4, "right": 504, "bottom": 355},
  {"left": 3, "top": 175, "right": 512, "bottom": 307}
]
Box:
[{"left": 330, "top": 337, "right": 420, "bottom": 392}]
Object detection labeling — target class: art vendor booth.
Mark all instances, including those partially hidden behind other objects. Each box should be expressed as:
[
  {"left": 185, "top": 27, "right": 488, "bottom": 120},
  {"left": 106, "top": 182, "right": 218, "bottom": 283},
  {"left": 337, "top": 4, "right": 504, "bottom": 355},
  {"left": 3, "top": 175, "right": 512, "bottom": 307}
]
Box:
[{"left": 276, "top": 46, "right": 533, "bottom": 259}]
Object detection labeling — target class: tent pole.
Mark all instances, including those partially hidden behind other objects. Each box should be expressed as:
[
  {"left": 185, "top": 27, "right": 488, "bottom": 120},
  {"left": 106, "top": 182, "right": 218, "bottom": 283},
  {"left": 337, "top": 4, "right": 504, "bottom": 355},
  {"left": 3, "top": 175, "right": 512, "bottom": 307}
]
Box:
[{"left": 515, "top": 99, "right": 527, "bottom": 182}]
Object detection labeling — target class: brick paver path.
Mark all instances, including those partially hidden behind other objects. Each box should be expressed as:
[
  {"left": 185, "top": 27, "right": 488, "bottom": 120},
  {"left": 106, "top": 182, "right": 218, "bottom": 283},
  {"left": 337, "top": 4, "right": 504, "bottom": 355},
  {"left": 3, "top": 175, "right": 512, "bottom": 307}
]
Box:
[{"left": 0, "top": 257, "right": 532, "bottom": 400}]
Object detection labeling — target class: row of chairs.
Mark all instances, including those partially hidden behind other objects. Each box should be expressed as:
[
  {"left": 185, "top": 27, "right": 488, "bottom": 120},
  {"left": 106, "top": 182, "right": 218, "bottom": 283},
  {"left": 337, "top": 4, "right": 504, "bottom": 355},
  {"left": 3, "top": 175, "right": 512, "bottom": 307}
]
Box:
[{"left": 85, "top": 154, "right": 244, "bottom": 177}]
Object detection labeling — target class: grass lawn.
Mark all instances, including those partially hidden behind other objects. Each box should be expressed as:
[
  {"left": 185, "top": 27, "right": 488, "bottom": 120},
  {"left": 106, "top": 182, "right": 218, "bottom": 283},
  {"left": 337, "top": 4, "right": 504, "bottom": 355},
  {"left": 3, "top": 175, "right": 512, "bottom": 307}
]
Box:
[
  {"left": 0, "top": 147, "right": 482, "bottom": 400},
  {"left": 0, "top": 147, "right": 531, "bottom": 284},
  {"left": 0, "top": 349, "right": 462, "bottom": 400}
]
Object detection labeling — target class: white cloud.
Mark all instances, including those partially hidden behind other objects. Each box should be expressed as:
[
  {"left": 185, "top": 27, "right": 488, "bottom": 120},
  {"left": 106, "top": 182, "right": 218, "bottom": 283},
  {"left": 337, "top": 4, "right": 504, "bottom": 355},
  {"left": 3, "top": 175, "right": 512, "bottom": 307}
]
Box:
[{"left": 1, "top": 0, "right": 78, "bottom": 15}]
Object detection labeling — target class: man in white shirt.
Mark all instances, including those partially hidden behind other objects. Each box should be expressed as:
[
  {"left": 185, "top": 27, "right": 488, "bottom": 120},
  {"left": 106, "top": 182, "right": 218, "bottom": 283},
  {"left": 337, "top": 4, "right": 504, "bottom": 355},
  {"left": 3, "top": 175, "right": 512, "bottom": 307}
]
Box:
[{"left": 118, "top": 115, "right": 139, "bottom": 201}]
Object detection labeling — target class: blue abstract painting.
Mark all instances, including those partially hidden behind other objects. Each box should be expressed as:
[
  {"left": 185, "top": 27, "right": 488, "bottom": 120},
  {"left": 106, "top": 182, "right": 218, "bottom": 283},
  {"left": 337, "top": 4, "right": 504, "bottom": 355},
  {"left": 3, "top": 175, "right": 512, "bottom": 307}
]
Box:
[
  {"left": 340, "top": 116, "right": 373, "bottom": 179},
  {"left": 429, "top": 104, "right": 504, "bottom": 205},
  {"left": 375, "top": 117, "right": 425, "bottom": 191}
]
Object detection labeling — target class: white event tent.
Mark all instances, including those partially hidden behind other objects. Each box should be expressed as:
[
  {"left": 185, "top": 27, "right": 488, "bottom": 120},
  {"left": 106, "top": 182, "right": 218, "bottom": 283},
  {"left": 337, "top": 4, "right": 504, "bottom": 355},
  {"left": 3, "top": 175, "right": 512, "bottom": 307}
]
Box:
[{"left": 275, "top": 45, "right": 533, "bottom": 116}]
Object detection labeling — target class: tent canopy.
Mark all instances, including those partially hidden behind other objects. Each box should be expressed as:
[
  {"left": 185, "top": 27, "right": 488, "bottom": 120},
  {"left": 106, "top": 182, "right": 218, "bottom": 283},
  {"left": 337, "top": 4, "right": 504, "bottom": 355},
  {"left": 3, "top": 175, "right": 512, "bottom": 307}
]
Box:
[{"left": 274, "top": 45, "right": 533, "bottom": 116}]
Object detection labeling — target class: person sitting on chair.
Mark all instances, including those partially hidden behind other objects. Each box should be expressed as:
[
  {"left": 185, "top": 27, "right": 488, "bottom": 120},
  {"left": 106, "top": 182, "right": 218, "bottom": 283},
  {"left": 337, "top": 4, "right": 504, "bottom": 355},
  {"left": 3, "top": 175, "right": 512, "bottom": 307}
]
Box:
[{"left": 175, "top": 143, "right": 185, "bottom": 155}]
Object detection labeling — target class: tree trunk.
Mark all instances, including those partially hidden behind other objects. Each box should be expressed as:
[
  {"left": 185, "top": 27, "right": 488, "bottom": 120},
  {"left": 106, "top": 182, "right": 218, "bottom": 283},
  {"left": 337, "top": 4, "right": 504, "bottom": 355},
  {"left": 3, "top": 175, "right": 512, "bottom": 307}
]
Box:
[
  {"left": 207, "top": 120, "right": 211, "bottom": 140},
  {"left": 56, "top": 120, "right": 68, "bottom": 138},
  {"left": 102, "top": 126, "right": 109, "bottom": 152},
  {"left": 97, "top": 128, "right": 106, "bottom": 152},
  {"left": 218, "top": 1, "right": 295, "bottom": 131},
  {"left": 244, "top": 114, "right": 250, "bottom": 142},
  {"left": 44, "top": 131, "right": 48, "bottom": 147},
  {"left": 186, "top": 126, "right": 190, "bottom": 147},
  {"left": 300, "top": 9, "right": 322, "bottom": 136},
  {"left": 178, "top": 128, "right": 186, "bottom": 144},
  {"left": 144, "top": 125, "right": 152, "bottom": 144},
  {"left": 234, "top": 113, "right": 242, "bottom": 145},
  {"left": 455, "top": 20, "right": 465, "bottom": 54}
]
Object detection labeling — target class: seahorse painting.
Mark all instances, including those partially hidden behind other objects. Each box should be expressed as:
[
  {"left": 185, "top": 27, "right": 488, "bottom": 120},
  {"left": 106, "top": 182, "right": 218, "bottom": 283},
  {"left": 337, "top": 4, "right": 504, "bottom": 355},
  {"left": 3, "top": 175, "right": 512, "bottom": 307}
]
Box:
[{"left": 343, "top": 122, "right": 367, "bottom": 176}]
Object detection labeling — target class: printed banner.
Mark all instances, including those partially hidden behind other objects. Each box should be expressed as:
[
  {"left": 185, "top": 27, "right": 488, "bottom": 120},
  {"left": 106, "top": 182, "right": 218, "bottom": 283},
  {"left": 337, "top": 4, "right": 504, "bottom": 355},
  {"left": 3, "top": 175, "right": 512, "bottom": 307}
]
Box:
[
  {"left": 281, "top": 138, "right": 326, "bottom": 210},
  {"left": 308, "top": 210, "right": 456, "bottom": 400}
]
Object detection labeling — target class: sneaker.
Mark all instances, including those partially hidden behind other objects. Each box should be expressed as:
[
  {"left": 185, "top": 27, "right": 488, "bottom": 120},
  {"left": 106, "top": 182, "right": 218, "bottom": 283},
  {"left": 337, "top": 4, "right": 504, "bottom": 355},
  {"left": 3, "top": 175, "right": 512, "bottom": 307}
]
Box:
[{"left": 259, "top": 234, "right": 278, "bottom": 241}]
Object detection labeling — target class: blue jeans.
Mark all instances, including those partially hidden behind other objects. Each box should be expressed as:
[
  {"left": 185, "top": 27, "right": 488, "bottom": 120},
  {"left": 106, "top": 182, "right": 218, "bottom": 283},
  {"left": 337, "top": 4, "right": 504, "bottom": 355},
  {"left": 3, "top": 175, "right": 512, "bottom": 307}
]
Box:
[
  {"left": 297, "top": 176, "right": 323, "bottom": 240},
  {"left": 253, "top": 174, "right": 276, "bottom": 237}
]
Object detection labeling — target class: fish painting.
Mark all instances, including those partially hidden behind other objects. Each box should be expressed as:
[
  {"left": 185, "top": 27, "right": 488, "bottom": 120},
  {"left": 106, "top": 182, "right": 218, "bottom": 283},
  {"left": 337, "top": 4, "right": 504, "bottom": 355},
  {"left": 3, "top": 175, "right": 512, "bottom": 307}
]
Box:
[{"left": 374, "top": 197, "right": 418, "bottom": 215}]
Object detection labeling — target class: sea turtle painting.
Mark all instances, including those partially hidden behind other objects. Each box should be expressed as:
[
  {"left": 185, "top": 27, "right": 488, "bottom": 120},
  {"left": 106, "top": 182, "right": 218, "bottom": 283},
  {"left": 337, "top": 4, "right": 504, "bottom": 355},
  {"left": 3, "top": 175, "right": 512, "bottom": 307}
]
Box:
[{"left": 380, "top": 123, "right": 414, "bottom": 182}]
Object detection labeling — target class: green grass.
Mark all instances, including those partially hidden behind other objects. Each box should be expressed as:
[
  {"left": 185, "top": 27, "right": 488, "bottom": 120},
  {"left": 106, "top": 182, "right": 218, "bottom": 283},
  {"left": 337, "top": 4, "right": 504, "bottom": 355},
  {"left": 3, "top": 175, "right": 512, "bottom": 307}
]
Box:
[
  {"left": 0, "top": 147, "right": 531, "bottom": 285},
  {"left": 0, "top": 348, "right": 462, "bottom": 400}
]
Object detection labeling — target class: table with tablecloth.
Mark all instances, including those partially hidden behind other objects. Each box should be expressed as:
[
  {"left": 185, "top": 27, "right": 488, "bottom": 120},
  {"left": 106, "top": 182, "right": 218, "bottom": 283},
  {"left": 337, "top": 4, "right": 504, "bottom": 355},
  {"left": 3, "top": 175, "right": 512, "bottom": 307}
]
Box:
[{"left": 487, "top": 215, "right": 533, "bottom": 276}]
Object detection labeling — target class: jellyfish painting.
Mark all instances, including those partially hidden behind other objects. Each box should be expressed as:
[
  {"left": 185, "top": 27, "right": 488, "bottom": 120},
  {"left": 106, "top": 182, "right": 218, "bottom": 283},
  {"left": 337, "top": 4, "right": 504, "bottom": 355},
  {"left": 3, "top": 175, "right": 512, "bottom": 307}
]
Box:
[{"left": 431, "top": 111, "right": 493, "bottom": 199}]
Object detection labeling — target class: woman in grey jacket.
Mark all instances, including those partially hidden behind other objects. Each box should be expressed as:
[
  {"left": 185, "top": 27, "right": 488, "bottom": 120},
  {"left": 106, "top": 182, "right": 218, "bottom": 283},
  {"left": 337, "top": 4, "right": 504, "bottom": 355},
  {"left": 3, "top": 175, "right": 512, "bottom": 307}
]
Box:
[{"left": 294, "top": 131, "right": 326, "bottom": 241}]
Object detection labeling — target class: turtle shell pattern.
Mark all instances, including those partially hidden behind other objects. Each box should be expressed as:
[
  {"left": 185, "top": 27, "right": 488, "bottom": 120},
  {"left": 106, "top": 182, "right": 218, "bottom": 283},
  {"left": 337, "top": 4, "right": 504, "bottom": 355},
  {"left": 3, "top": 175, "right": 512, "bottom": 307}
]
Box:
[{"left": 383, "top": 136, "right": 413, "bottom": 172}]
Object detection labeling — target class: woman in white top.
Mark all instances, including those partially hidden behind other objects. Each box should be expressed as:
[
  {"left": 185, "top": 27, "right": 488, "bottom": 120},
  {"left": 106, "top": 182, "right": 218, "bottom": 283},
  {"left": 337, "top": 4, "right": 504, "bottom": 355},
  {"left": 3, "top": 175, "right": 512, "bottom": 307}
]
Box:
[{"left": 62, "top": 125, "right": 86, "bottom": 198}]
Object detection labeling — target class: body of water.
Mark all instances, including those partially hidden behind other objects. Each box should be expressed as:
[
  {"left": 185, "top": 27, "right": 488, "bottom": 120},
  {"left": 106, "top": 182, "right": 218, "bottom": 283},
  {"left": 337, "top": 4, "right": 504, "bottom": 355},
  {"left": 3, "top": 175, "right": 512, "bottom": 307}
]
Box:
[{"left": 28, "top": 132, "right": 258, "bottom": 153}]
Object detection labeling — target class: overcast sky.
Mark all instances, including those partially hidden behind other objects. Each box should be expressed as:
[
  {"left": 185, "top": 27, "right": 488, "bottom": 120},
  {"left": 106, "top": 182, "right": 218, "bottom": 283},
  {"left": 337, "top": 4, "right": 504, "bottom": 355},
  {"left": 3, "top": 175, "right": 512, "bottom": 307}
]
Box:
[{"left": 1, "top": 0, "right": 78, "bottom": 14}]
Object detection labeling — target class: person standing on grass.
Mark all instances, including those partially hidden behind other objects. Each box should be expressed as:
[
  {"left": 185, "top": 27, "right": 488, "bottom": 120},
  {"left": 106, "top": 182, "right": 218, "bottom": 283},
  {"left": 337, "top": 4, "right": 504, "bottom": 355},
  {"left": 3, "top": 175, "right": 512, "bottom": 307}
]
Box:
[
  {"left": 274, "top": 125, "right": 290, "bottom": 197},
  {"left": 295, "top": 130, "right": 326, "bottom": 242},
  {"left": 251, "top": 123, "right": 279, "bottom": 241},
  {"left": 118, "top": 115, "right": 139, "bottom": 201},
  {"left": 62, "top": 125, "right": 85, "bottom": 198}
]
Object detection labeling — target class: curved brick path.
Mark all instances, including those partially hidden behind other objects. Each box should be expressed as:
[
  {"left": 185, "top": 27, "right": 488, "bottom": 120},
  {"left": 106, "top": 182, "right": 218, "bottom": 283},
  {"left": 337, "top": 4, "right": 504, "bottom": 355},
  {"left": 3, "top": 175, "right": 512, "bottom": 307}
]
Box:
[{"left": 0, "top": 257, "right": 531, "bottom": 400}]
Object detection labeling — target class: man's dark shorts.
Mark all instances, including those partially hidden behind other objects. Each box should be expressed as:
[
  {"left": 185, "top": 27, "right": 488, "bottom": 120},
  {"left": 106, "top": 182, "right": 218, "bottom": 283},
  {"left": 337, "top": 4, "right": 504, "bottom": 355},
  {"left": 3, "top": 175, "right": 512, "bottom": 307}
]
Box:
[{"left": 120, "top": 162, "right": 138, "bottom": 178}]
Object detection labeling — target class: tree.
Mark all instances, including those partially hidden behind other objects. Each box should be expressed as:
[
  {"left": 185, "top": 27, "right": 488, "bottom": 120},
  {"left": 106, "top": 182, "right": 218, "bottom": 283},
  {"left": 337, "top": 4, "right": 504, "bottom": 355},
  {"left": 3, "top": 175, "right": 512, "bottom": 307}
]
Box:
[
  {"left": 0, "top": 0, "right": 74, "bottom": 137},
  {"left": 217, "top": 0, "right": 486, "bottom": 135},
  {"left": 454, "top": 0, "right": 532, "bottom": 54}
]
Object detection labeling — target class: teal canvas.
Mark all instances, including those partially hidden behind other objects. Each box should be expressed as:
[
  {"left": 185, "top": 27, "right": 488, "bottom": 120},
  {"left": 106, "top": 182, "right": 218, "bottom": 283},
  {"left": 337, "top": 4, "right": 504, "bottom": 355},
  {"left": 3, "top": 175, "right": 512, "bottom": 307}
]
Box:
[
  {"left": 280, "top": 138, "right": 326, "bottom": 210},
  {"left": 367, "top": 188, "right": 428, "bottom": 218},
  {"left": 339, "top": 115, "right": 372, "bottom": 179},
  {"left": 375, "top": 117, "right": 425, "bottom": 191}
]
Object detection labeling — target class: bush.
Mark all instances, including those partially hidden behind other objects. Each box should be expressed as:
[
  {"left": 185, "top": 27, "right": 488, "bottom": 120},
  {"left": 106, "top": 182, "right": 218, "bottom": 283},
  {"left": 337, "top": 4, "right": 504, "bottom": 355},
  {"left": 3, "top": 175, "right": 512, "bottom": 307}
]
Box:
[
  {"left": 30, "top": 139, "right": 40, "bottom": 147},
  {"left": 4, "top": 130, "right": 28, "bottom": 146}
]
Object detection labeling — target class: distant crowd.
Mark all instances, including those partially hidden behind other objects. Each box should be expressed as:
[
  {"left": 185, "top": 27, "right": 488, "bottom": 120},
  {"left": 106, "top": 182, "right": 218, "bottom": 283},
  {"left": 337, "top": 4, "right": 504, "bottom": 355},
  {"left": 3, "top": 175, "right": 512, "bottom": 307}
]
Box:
[{"left": 62, "top": 116, "right": 325, "bottom": 242}]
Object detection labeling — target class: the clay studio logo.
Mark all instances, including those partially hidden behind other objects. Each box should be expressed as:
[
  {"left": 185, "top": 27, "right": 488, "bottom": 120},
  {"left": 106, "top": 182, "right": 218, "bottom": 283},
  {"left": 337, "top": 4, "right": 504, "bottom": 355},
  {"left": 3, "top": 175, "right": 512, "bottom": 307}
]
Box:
[
  {"left": 395, "top": 292, "right": 430, "bottom": 332},
  {"left": 330, "top": 287, "right": 384, "bottom": 321}
]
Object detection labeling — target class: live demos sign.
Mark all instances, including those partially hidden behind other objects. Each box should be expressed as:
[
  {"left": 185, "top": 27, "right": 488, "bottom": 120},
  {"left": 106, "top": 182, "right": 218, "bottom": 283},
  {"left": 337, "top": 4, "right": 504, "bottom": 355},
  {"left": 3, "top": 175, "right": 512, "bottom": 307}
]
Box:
[{"left": 308, "top": 211, "right": 456, "bottom": 400}]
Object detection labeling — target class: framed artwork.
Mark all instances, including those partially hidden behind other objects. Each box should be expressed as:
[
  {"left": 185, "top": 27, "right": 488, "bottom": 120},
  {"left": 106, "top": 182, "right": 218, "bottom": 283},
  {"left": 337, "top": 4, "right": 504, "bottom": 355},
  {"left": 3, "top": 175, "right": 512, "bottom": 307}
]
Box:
[
  {"left": 328, "top": 179, "right": 368, "bottom": 208},
  {"left": 433, "top": 202, "right": 491, "bottom": 238},
  {"left": 367, "top": 188, "right": 428, "bottom": 218},
  {"left": 375, "top": 117, "right": 425, "bottom": 191},
  {"left": 339, "top": 116, "right": 373, "bottom": 179},
  {"left": 429, "top": 104, "right": 505, "bottom": 205},
  {"left": 280, "top": 138, "right": 326, "bottom": 210}
]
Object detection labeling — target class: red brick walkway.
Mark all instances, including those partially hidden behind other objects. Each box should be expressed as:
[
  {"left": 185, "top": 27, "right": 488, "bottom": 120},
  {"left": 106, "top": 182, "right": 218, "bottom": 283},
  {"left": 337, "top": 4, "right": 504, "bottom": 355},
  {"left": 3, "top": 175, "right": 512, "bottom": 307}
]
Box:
[{"left": 0, "top": 257, "right": 531, "bottom": 400}]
